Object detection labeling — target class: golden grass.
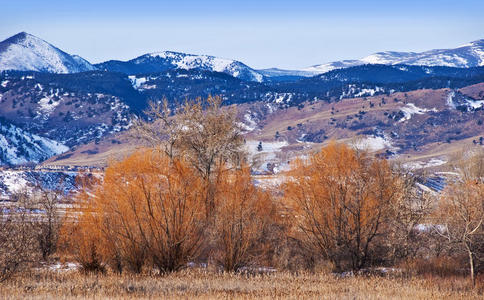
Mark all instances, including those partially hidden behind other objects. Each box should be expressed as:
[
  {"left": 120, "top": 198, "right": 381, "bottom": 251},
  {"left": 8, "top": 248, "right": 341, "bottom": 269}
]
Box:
[{"left": 1, "top": 269, "right": 482, "bottom": 299}]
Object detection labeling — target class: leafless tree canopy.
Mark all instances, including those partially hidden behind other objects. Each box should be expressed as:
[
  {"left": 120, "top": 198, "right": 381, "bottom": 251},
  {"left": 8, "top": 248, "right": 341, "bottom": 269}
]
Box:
[
  {"left": 133, "top": 96, "right": 246, "bottom": 179},
  {"left": 0, "top": 193, "right": 40, "bottom": 282},
  {"left": 437, "top": 148, "right": 484, "bottom": 286}
]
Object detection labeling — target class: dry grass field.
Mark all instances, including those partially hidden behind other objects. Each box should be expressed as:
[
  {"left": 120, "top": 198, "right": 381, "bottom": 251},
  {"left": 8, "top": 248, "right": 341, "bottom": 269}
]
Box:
[{"left": 1, "top": 269, "right": 482, "bottom": 299}]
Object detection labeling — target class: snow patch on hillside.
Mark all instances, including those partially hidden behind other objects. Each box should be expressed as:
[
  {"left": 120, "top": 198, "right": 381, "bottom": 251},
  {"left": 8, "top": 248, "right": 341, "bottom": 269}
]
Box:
[
  {"left": 37, "top": 97, "right": 60, "bottom": 116},
  {"left": 245, "top": 140, "right": 289, "bottom": 173},
  {"left": 399, "top": 103, "right": 437, "bottom": 122},
  {"left": 238, "top": 113, "right": 258, "bottom": 132},
  {"left": 353, "top": 87, "right": 383, "bottom": 98},
  {"left": 273, "top": 93, "right": 293, "bottom": 104},
  {"left": 351, "top": 136, "right": 395, "bottom": 152},
  {"left": 128, "top": 75, "right": 147, "bottom": 89},
  {"left": 446, "top": 91, "right": 456, "bottom": 109},
  {"left": 404, "top": 158, "right": 447, "bottom": 170},
  {"left": 466, "top": 98, "right": 484, "bottom": 109},
  {"left": 246, "top": 140, "right": 288, "bottom": 158}
]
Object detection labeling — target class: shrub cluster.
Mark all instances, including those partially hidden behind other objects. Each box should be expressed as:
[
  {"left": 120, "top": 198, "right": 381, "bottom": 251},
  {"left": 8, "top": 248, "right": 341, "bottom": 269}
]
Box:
[{"left": 60, "top": 149, "right": 279, "bottom": 274}]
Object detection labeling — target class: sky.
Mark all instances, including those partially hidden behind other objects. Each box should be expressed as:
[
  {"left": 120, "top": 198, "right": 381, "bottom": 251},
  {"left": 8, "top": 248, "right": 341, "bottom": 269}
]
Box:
[{"left": 1, "top": 0, "right": 483, "bottom": 69}]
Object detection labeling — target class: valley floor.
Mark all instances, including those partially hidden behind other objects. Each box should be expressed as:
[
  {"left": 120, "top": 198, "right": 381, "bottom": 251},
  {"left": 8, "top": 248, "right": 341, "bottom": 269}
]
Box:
[{"left": 1, "top": 269, "right": 482, "bottom": 299}]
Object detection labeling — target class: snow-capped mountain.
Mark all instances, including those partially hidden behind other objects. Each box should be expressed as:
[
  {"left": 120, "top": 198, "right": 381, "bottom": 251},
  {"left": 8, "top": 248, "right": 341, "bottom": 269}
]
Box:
[
  {"left": 0, "top": 118, "right": 68, "bottom": 165},
  {"left": 305, "top": 39, "right": 484, "bottom": 74},
  {"left": 0, "top": 32, "right": 96, "bottom": 73},
  {"left": 96, "top": 51, "right": 264, "bottom": 82}
]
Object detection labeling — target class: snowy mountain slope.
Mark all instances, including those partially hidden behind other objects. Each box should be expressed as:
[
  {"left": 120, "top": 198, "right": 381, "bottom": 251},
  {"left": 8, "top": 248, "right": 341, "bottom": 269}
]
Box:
[
  {"left": 0, "top": 72, "right": 133, "bottom": 146},
  {"left": 0, "top": 118, "right": 68, "bottom": 165},
  {"left": 0, "top": 169, "right": 77, "bottom": 198},
  {"left": 96, "top": 51, "right": 265, "bottom": 82},
  {"left": 305, "top": 39, "right": 484, "bottom": 74},
  {"left": 0, "top": 32, "right": 96, "bottom": 73}
]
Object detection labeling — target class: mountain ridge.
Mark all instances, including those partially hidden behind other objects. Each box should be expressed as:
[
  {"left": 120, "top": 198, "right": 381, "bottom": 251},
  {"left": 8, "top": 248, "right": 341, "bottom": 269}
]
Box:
[
  {"left": 305, "top": 39, "right": 484, "bottom": 74},
  {"left": 95, "top": 50, "right": 265, "bottom": 82},
  {"left": 2, "top": 32, "right": 483, "bottom": 80}
]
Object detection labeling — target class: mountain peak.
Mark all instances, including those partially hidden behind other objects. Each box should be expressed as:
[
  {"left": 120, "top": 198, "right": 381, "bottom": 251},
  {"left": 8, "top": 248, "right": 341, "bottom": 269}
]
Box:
[
  {"left": 9, "top": 31, "right": 30, "bottom": 39},
  {"left": 97, "top": 50, "right": 265, "bottom": 82},
  {"left": 2, "top": 32, "right": 45, "bottom": 46},
  {"left": 0, "top": 32, "right": 96, "bottom": 73}
]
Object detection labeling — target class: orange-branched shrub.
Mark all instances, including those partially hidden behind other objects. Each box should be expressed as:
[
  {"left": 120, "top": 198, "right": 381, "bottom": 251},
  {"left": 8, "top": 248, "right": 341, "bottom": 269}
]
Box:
[
  {"left": 59, "top": 173, "right": 105, "bottom": 273},
  {"left": 284, "top": 142, "right": 403, "bottom": 272},
  {"left": 60, "top": 149, "right": 207, "bottom": 274},
  {"left": 212, "top": 166, "right": 277, "bottom": 272}
]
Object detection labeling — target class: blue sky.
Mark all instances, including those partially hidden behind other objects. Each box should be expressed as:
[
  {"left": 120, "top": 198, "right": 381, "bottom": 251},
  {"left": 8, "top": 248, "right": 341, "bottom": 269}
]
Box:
[{"left": 1, "top": 0, "right": 483, "bottom": 69}]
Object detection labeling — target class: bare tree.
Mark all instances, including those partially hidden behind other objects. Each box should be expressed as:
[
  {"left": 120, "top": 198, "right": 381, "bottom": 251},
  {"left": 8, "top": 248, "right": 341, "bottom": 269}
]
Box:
[
  {"left": 449, "top": 147, "right": 484, "bottom": 182},
  {"left": 34, "top": 188, "right": 63, "bottom": 260},
  {"left": 436, "top": 178, "right": 483, "bottom": 286},
  {"left": 387, "top": 166, "right": 434, "bottom": 262},
  {"left": 444, "top": 148, "right": 483, "bottom": 286},
  {"left": 0, "top": 192, "right": 40, "bottom": 282}
]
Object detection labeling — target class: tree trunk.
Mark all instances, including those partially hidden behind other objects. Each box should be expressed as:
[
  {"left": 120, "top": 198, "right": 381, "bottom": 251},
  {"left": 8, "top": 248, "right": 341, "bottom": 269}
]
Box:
[{"left": 468, "top": 248, "right": 475, "bottom": 287}]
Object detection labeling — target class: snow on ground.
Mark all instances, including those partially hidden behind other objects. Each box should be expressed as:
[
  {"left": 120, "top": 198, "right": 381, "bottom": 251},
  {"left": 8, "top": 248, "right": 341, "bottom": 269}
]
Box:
[
  {"left": 244, "top": 113, "right": 257, "bottom": 130},
  {"left": 0, "top": 170, "right": 78, "bottom": 199},
  {"left": 340, "top": 85, "right": 384, "bottom": 99},
  {"left": 446, "top": 91, "right": 456, "bottom": 109},
  {"left": 435, "top": 171, "right": 460, "bottom": 176},
  {"left": 466, "top": 98, "right": 484, "bottom": 109},
  {"left": 353, "top": 87, "right": 383, "bottom": 98},
  {"left": 403, "top": 158, "right": 447, "bottom": 170},
  {"left": 445, "top": 91, "right": 483, "bottom": 110},
  {"left": 273, "top": 93, "right": 293, "bottom": 104},
  {"left": 253, "top": 175, "right": 287, "bottom": 189},
  {"left": 47, "top": 262, "right": 79, "bottom": 272},
  {"left": 245, "top": 140, "right": 289, "bottom": 173},
  {"left": 398, "top": 103, "right": 438, "bottom": 122},
  {"left": 37, "top": 96, "right": 60, "bottom": 116},
  {"left": 245, "top": 140, "right": 288, "bottom": 159},
  {"left": 128, "top": 75, "right": 147, "bottom": 89},
  {"left": 237, "top": 113, "right": 258, "bottom": 132},
  {"left": 415, "top": 182, "right": 439, "bottom": 195},
  {"left": 351, "top": 136, "right": 394, "bottom": 152},
  {"left": 0, "top": 171, "right": 29, "bottom": 195}
]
